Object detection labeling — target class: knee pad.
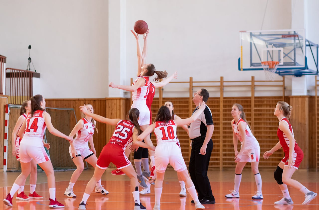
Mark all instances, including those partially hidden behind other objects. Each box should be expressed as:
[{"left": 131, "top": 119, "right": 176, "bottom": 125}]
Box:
[{"left": 274, "top": 166, "right": 283, "bottom": 185}]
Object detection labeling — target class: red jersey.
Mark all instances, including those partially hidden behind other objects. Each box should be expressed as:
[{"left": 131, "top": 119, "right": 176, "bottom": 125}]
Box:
[
  {"left": 277, "top": 118, "right": 301, "bottom": 154},
  {"left": 109, "top": 120, "right": 135, "bottom": 149},
  {"left": 146, "top": 82, "right": 155, "bottom": 123}
]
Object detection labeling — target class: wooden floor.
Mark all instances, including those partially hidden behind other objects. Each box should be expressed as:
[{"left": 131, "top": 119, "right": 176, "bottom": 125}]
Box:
[{"left": 0, "top": 168, "right": 318, "bottom": 210}]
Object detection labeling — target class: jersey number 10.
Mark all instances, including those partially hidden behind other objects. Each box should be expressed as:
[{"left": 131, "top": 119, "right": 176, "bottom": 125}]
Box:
[{"left": 159, "top": 126, "right": 175, "bottom": 140}]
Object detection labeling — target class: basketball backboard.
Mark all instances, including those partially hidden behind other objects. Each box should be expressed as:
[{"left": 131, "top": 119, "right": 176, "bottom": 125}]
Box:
[{"left": 239, "top": 29, "right": 306, "bottom": 71}]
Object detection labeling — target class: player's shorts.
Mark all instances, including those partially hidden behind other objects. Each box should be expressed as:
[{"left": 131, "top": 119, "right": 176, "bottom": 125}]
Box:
[
  {"left": 155, "top": 142, "right": 187, "bottom": 173},
  {"left": 96, "top": 143, "right": 131, "bottom": 170},
  {"left": 238, "top": 144, "right": 260, "bottom": 163},
  {"left": 19, "top": 143, "right": 50, "bottom": 164},
  {"left": 132, "top": 101, "right": 150, "bottom": 126},
  {"left": 281, "top": 146, "right": 304, "bottom": 169},
  {"left": 15, "top": 136, "right": 22, "bottom": 160},
  {"left": 69, "top": 146, "right": 94, "bottom": 160}
]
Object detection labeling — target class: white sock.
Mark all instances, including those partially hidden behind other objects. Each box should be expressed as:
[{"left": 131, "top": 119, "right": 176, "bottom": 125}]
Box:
[
  {"left": 234, "top": 174, "right": 242, "bottom": 192},
  {"left": 81, "top": 193, "right": 90, "bottom": 203},
  {"left": 49, "top": 188, "right": 56, "bottom": 200},
  {"left": 18, "top": 186, "right": 24, "bottom": 194},
  {"left": 179, "top": 181, "right": 185, "bottom": 189},
  {"left": 155, "top": 188, "right": 163, "bottom": 206},
  {"left": 299, "top": 186, "right": 310, "bottom": 194},
  {"left": 68, "top": 182, "right": 75, "bottom": 189},
  {"left": 254, "top": 173, "right": 262, "bottom": 192},
  {"left": 10, "top": 183, "right": 20, "bottom": 197},
  {"left": 282, "top": 189, "right": 291, "bottom": 199},
  {"left": 150, "top": 156, "right": 155, "bottom": 167},
  {"left": 96, "top": 179, "right": 101, "bottom": 187},
  {"left": 132, "top": 191, "right": 140, "bottom": 204},
  {"left": 30, "top": 184, "right": 36, "bottom": 194},
  {"left": 187, "top": 186, "right": 199, "bottom": 204}
]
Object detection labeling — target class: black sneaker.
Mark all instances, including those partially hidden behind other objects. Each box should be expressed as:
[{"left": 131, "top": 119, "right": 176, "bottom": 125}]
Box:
[
  {"left": 134, "top": 203, "right": 146, "bottom": 210},
  {"left": 201, "top": 199, "right": 215, "bottom": 204},
  {"left": 78, "top": 201, "right": 87, "bottom": 210}
]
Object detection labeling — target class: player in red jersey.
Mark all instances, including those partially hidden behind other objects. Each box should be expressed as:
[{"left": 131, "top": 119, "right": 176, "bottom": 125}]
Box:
[
  {"left": 4, "top": 95, "right": 73, "bottom": 208},
  {"left": 226, "top": 104, "right": 262, "bottom": 199},
  {"left": 109, "top": 29, "right": 176, "bottom": 189},
  {"left": 264, "top": 101, "right": 317, "bottom": 205},
  {"left": 64, "top": 104, "right": 108, "bottom": 198},
  {"left": 11, "top": 100, "right": 46, "bottom": 200},
  {"left": 137, "top": 104, "right": 207, "bottom": 210},
  {"left": 78, "top": 107, "right": 155, "bottom": 210}
]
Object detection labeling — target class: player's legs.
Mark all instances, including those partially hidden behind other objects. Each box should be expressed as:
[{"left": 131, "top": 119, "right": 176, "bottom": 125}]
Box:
[
  {"left": 225, "top": 162, "right": 246, "bottom": 198},
  {"left": 154, "top": 171, "right": 165, "bottom": 209},
  {"left": 28, "top": 159, "right": 42, "bottom": 198},
  {"left": 38, "top": 160, "right": 57, "bottom": 199},
  {"left": 85, "top": 154, "right": 108, "bottom": 194},
  {"left": 274, "top": 162, "right": 293, "bottom": 205},
  {"left": 177, "top": 172, "right": 186, "bottom": 197},
  {"left": 70, "top": 156, "right": 85, "bottom": 184},
  {"left": 251, "top": 162, "right": 263, "bottom": 199}
]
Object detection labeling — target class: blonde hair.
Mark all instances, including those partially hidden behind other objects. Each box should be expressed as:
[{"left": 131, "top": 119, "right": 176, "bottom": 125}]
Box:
[
  {"left": 82, "top": 104, "right": 98, "bottom": 133},
  {"left": 277, "top": 101, "right": 292, "bottom": 120}
]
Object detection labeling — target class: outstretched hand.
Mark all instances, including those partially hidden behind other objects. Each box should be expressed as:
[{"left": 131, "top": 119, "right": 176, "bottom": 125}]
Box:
[
  {"left": 131, "top": 30, "right": 139, "bottom": 40},
  {"left": 263, "top": 150, "right": 273, "bottom": 159},
  {"left": 80, "top": 105, "right": 89, "bottom": 115},
  {"left": 173, "top": 71, "right": 177, "bottom": 79},
  {"left": 109, "top": 82, "right": 117, "bottom": 88},
  {"left": 143, "top": 29, "right": 149, "bottom": 40}
]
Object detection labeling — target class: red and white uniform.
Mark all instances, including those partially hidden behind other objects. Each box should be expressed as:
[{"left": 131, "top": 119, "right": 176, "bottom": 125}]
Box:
[
  {"left": 15, "top": 114, "right": 27, "bottom": 160},
  {"left": 232, "top": 119, "right": 260, "bottom": 162},
  {"left": 96, "top": 120, "right": 134, "bottom": 170},
  {"left": 19, "top": 110, "right": 49, "bottom": 164},
  {"left": 154, "top": 120, "right": 187, "bottom": 173},
  {"left": 278, "top": 117, "right": 304, "bottom": 169},
  {"left": 69, "top": 118, "right": 94, "bottom": 159},
  {"left": 132, "top": 76, "right": 151, "bottom": 126}
]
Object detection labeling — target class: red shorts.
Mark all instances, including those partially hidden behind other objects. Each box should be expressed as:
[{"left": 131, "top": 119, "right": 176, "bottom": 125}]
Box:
[
  {"left": 96, "top": 143, "right": 131, "bottom": 170},
  {"left": 281, "top": 146, "right": 304, "bottom": 169}
]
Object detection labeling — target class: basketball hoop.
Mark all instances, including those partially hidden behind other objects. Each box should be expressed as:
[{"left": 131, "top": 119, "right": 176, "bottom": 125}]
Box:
[{"left": 261, "top": 61, "right": 279, "bottom": 81}]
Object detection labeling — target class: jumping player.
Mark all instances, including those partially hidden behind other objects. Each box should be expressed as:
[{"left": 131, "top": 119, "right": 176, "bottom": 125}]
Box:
[
  {"left": 137, "top": 104, "right": 207, "bottom": 210},
  {"left": 225, "top": 103, "right": 263, "bottom": 199},
  {"left": 263, "top": 101, "right": 317, "bottom": 205},
  {"left": 78, "top": 106, "right": 155, "bottom": 210},
  {"left": 4, "top": 94, "right": 73, "bottom": 208},
  {"left": 64, "top": 104, "right": 108, "bottom": 198}
]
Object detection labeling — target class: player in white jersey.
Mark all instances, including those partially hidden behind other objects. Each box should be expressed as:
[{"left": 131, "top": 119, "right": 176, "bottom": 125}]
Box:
[
  {"left": 4, "top": 95, "right": 73, "bottom": 208},
  {"left": 225, "top": 103, "right": 263, "bottom": 200},
  {"left": 64, "top": 104, "right": 108, "bottom": 198},
  {"left": 11, "top": 100, "right": 47, "bottom": 200},
  {"left": 138, "top": 104, "right": 207, "bottom": 210}
]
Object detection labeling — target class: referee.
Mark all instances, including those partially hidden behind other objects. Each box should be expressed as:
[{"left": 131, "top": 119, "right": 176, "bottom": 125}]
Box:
[{"left": 188, "top": 88, "right": 215, "bottom": 204}]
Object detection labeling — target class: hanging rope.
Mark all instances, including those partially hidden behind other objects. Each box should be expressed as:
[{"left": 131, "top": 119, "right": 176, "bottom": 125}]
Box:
[{"left": 260, "top": 0, "right": 269, "bottom": 30}]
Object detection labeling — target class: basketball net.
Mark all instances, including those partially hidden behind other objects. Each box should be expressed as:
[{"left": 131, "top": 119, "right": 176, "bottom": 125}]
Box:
[{"left": 261, "top": 61, "right": 279, "bottom": 81}]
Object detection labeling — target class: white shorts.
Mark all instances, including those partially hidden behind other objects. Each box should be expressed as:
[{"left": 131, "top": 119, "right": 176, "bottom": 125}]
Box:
[
  {"left": 132, "top": 101, "right": 150, "bottom": 126},
  {"left": 155, "top": 142, "right": 187, "bottom": 173},
  {"left": 69, "top": 146, "right": 94, "bottom": 160},
  {"left": 238, "top": 144, "right": 260, "bottom": 163},
  {"left": 19, "top": 143, "right": 50, "bottom": 164}
]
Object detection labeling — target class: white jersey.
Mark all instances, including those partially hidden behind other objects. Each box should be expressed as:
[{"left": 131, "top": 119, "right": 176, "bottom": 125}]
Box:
[
  {"left": 73, "top": 118, "right": 94, "bottom": 149},
  {"left": 232, "top": 118, "right": 258, "bottom": 147},
  {"left": 132, "top": 76, "right": 150, "bottom": 102},
  {"left": 154, "top": 120, "right": 178, "bottom": 144},
  {"left": 22, "top": 110, "right": 46, "bottom": 147}
]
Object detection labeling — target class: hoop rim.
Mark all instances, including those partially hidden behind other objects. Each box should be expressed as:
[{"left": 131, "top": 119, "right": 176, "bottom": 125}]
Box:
[{"left": 261, "top": 61, "right": 280, "bottom": 69}]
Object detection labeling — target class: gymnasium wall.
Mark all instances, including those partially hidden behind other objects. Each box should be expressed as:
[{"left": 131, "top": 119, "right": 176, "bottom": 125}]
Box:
[{"left": 0, "top": 0, "right": 109, "bottom": 98}]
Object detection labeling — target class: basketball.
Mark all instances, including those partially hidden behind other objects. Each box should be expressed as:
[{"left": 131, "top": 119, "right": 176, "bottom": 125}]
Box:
[{"left": 134, "top": 20, "right": 148, "bottom": 34}]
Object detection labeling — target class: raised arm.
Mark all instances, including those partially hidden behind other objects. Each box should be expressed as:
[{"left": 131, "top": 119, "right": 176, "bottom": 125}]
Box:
[
  {"left": 153, "top": 72, "right": 177, "bottom": 88},
  {"left": 12, "top": 115, "right": 26, "bottom": 156},
  {"left": 43, "top": 112, "right": 73, "bottom": 142},
  {"left": 80, "top": 106, "right": 120, "bottom": 125},
  {"left": 131, "top": 30, "right": 143, "bottom": 76},
  {"left": 174, "top": 102, "right": 206, "bottom": 126},
  {"left": 109, "top": 77, "right": 145, "bottom": 92},
  {"left": 141, "top": 30, "right": 149, "bottom": 64},
  {"left": 174, "top": 115, "right": 189, "bottom": 135}
]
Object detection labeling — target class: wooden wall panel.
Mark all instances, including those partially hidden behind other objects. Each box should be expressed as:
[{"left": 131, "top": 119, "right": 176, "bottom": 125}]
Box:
[
  {"left": 289, "top": 96, "right": 309, "bottom": 169},
  {"left": 309, "top": 96, "right": 316, "bottom": 169}
]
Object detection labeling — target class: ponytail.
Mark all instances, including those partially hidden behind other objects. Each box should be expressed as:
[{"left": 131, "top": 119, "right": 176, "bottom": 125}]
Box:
[
  {"left": 129, "top": 108, "right": 142, "bottom": 134},
  {"left": 154, "top": 70, "right": 168, "bottom": 82},
  {"left": 277, "top": 101, "right": 292, "bottom": 120},
  {"left": 31, "top": 95, "right": 45, "bottom": 117},
  {"left": 144, "top": 64, "right": 168, "bottom": 81}
]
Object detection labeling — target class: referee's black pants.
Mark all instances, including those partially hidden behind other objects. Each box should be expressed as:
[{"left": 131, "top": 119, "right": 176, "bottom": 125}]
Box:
[{"left": 189, "top": 137, "right": 214, "bottom": 201}]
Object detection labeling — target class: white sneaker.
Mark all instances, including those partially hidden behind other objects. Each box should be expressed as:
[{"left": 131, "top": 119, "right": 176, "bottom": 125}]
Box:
[
  {"left": 302, "top": 191, "right": 317, "bottom": 205},
  {"left": 78, "top": 201, "right": 86, "bottom": 210},
  {"left": 252, "top": 191, "right": 263, "bottom": 199},
  {"left": 274, "top": 197, "right": 293, "bottom": 205},
  {"left": 179, "top": 187, "right": 186, "bottom": 197},
  {"left": 225, "top": 190, "right": 240, "bottom": 198},
  {"left": 95, "top": 185, "right": 109, "bottom": 195},
  {"left": 195, "top": 202, "right": 205, "bottom": 209},
  {"left": 140, "top": 187, "right": 150, "bottom": 195},
  {"left": 153, "top": 204, "right": 160, "bottom": 210},
  {"left": 64, "top": 188, "right": 76, "bottom": 198}
]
